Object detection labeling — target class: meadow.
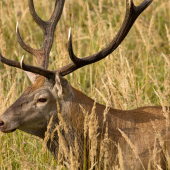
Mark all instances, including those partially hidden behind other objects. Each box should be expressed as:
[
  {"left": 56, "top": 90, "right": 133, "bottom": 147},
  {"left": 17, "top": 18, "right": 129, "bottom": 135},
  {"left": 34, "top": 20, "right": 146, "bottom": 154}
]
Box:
[{"left": 0, "top": 0, "right": 169, "bottom": 169}]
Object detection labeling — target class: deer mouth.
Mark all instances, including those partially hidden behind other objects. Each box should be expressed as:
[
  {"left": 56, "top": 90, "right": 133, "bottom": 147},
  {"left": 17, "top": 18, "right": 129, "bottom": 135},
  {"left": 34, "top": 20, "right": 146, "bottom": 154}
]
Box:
[{"left": 0, "top": 121, "right": 16, "bottom": 133}]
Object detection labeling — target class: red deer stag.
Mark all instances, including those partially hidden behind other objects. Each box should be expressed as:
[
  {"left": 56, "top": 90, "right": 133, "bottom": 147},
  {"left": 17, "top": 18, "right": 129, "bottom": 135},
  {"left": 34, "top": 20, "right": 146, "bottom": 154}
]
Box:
[{"left": 1, "top": 0, "right": 167, "bottom": 169}]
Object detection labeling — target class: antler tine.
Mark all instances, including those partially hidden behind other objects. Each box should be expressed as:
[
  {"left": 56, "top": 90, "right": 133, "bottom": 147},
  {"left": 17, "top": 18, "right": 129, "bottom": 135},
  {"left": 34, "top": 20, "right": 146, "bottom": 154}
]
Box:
[
  {"left": 49, "top": 0, "right": 66, "bottom": 31},
  {"left": 68, "top": 27, "right": 83, "bottom": 65},
  {"left": 57, "top": 0, "right": 153, "bottom": 76},
  {"left": 28, "top": 0, "right": 46, "bottom": 29},
  {"left": 16, "top": 22, "right": 37, "bottom": 57},
  {"left": 16, "top": 0, "right": 65, "bottom": 69}
]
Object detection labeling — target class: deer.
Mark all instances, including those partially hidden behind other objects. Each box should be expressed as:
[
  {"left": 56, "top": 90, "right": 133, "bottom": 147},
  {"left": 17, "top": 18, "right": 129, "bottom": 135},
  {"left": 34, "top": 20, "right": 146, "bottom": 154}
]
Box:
[{"left": 0, "top": 0, "right": 168, "bottom": 169}]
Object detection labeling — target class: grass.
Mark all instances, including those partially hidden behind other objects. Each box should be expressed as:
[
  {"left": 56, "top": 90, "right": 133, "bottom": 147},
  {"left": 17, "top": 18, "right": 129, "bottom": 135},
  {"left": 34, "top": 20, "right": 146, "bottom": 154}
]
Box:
[{"left": 0, "top": 0, "right": 170, "bottom": 169}]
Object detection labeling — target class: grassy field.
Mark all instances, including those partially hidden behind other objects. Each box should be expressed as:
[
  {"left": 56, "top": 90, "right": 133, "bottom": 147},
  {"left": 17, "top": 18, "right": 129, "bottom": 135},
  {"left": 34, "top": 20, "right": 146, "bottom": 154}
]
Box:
[{"left": 0, "top": 0, "right": 170, "bottom": 169}]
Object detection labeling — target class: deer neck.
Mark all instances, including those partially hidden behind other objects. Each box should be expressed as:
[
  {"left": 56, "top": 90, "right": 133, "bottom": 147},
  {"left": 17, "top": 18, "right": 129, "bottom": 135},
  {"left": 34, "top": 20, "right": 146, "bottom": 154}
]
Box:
[{"left": 46, "top": 87, "right": 92, "bottom": 161}]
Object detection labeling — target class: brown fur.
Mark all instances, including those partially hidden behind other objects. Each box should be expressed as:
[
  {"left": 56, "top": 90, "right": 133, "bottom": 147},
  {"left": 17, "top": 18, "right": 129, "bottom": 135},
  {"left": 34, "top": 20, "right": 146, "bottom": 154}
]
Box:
[
  {"left": 0, "top": 75, "right": 169, "bottom": 169},
  {"left": 59, "top": 86, "right": 168, "bottom": 169}
]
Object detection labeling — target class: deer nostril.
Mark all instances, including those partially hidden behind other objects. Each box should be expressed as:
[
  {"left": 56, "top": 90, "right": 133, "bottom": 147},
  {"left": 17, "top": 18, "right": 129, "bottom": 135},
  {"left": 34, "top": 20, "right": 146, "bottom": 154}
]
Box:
[{"left": 0, "top": 121, "right": 4, "bottom": 127}]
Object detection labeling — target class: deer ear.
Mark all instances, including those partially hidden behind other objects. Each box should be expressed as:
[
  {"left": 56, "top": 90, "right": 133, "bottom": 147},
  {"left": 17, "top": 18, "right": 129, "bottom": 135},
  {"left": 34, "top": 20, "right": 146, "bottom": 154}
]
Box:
[
  {"left": 24, "top": 71, "right": 36, "bottom": 84},
  {"left": 53, "top": 74, "right": 73, "bottom": 100}
]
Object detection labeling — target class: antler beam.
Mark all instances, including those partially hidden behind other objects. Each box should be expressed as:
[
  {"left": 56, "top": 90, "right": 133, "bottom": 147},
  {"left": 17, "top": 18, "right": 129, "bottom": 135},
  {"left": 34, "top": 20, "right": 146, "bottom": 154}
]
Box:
[
  {"left": 0, "top": 53, "right": 55, "bottom": 78},
  {"left": 16, "top": 0, "right": 65, "bottom": 69},
  {"left": 57, "top": 0, "right": 153, "bottom": 76}
]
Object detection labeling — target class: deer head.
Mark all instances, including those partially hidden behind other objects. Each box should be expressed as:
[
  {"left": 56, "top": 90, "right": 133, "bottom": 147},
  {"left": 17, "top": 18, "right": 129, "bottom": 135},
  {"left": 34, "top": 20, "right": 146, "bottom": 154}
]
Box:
[{"left": 0, "top": 0, "right": 153, "bottom": 148}]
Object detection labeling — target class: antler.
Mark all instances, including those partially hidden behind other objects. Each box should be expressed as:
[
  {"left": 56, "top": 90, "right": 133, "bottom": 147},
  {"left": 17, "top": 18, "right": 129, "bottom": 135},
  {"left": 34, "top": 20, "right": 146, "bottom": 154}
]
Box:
[
  {"left": 0, "top": 0, "right": 65, "bottom": 79},
  {"left": 0, "top": 0, "right": 153, "bottom": 79},
  {"left": 57, "top": 0, "right": 153, "bottom": 76},
  {"left": 17, "top": 0, "right": 65, "bottom": 69}
]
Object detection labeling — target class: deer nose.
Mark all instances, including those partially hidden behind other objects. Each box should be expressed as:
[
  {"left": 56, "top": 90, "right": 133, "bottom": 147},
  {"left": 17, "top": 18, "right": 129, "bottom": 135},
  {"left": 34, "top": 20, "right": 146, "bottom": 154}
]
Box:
[{"left": 0, "top": 121, "right": 4, "bottom": 127}]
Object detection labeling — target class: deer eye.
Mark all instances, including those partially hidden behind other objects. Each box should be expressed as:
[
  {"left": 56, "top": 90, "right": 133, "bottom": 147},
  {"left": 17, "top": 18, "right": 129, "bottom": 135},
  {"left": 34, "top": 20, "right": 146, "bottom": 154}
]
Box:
[{"left": 37, "top": 98, "right": 47, "bottom": 103}]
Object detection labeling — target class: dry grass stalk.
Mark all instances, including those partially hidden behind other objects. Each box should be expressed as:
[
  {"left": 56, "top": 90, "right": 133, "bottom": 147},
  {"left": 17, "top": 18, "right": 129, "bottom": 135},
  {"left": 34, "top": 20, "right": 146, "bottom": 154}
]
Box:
[
  {"left": 118, "top": 128, "right": 145, "bottom": 170},
  {"left": 4, "top": 65, "right": 11, "bottom": 81},
  {"left": 0, "top": 27, "right": 6, "bottom": 56},
  {"left": 77, "top": 27, "right": 82, "bottom": 58},
  {"left": 112, "top": 165, "right": 121, "bottom": 170},
  {"left": 135, "top": 22, "right": 147, "bottom": 47},
  {"left": 157, "top": 164, "right": 163, "bottom": 170},
  {"left": 70, "top": 147, "right": 75, "bottom": 170},
  {"left": 50, "top": 101, "right": 69, "bottom": 163},
  {"left": 93, "top": 4, "right": 106, "bottom": 37},
  {"left": 74, "top": 137, "right": 80, "bottom": 166},
  {"left": 103, "top": 105, "right": 109, "bottom": 123},
  {"left": 162, "top": 106, "right": 170, "bottom": 162},
  {"left": 151, "top": 121, "right": 164, "bottom": 148},
  {"left": 101, "top": 77, "right": 114, "bottom": 108},
  {"left": 99, "top": 0, "right": 104, "bottom": 13},
  {"left": 95, "top": 87, "right": 108, "bottom": 104},
  {"left": 105, "top": 55, "right": 132, "bottom": 109},
  {"left": 165, "top": 24, "right": 170, "bottom": 47},
  {"left": 151, "top": 120, "right": 170, "bottom": 168},
  {"left": 51, "top": 125, "right": 58, "bottom": 142},
  {"left": 89, "top": 102, "right": 99, "bottom": 167},
  {"left": 153, "top": 88, "right": 164, "bottom": 108},
  {"left": 151, "top": 137, "right": 158, "bottom": 169},
  {"left": 165, "top": 150, "right": 170, "bottom": 169},
  {"left": 101, "top": 105, "right": 110, "bottom": 147},
  {"left": 10, "top": 77, "right": 17, "bottom": 105},
  {"left": 117, "top": 143, "right": 124, "bottom": 170},
  {"left": 56, "top": 165, "right": 64, "bottom": 170},
  {"left": 89, "top": 162, "right": 98, "bottom": 170},
  {"left": 57, "top": 139, "right": 63, "bottom": 166},
  {"left": 83, "top": 111, "right": 89, "bottom": 139},
  {"left": 147, "top": 160, "right": 151, "bottom": 170},
  {"left": 56, "top": 101, "right": 68, "bottom": 133},
  {"left": 148, "top": 15, "right": 155, "bottom": 38},
  {"left": 103, "top": 123, "right": 109, "bottom": 170},
  {"left": 87, "top": 3, "right": 94, "bottom": 38},
  {"left": 99, "top": 122, "right": 111, "bottom": 170},
  {"left": 77, "top": 0, "right": 84, "bottom": 7},
  {"left": 2, "top": 81, "right": 16, "bottom": 113},
  {"left": 57, "top": 125, "right": 69, "bottom": 164},
  {"left": 42, "top": 116, "right": 53, "bottom": 152},
  {"left": 0, "top": 77, "right": 3, "bottom": 113},
  {"left": 0, "top": 3, "right": 5, "bottom": 29},
  {"left": 80, "top": 104, "right": 89, "bottom": 170},
  {"left": 107, "top": 0, "right": 113, "bottom": 38},
  {"left": 55, "top": 101, "right": 70, "bottom": 165}
]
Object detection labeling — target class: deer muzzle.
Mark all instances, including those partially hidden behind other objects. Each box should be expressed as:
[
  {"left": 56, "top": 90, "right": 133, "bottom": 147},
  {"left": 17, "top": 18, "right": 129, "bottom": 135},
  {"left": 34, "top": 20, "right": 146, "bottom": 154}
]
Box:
[{"left": 0, "top": 119, "right": 16, "bottom": 133}]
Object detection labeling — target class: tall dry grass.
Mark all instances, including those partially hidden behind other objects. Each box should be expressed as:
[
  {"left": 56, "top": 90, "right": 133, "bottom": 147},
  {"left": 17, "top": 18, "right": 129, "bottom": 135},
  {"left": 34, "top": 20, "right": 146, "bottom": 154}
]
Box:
[{"left": 0, "top": 0, "right": 170, "bottom": 169}]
